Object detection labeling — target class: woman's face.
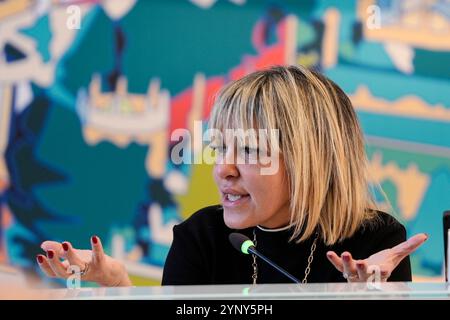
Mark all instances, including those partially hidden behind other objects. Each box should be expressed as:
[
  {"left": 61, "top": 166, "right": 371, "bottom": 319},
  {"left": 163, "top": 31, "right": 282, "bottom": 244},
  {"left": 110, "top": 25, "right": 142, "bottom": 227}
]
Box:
[{"left": 213, "top": 138, "right": 291, "bottom": 229}]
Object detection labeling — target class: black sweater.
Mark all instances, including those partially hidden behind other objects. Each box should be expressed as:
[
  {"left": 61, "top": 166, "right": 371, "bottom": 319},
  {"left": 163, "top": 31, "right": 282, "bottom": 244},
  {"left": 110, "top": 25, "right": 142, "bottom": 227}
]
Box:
[{"left": 162, "top": 205, "right": 411, "bottom": 285}]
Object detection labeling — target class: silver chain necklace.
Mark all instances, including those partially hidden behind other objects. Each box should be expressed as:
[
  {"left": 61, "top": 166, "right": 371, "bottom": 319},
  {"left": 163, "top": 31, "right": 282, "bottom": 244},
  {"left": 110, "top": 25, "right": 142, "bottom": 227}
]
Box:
[{"left": 251, "top": 228, "right": 319, "bottom": 284}]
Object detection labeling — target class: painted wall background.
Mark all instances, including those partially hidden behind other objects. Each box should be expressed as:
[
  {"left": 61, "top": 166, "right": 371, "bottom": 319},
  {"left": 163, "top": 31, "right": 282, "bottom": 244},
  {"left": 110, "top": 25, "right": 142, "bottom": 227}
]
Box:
[{"left": 0, "top": 0, "right": 449, "bottom": 285}]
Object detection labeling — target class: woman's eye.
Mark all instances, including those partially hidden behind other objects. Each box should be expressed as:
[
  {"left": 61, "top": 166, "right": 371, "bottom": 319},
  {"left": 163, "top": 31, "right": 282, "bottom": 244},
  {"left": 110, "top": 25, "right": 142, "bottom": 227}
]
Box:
[
  {"left": 243, "top": 147, "right": 258, "bottom": 156},
  {"left": 210, "top": 145, "right": 226, "bottom": 153}
]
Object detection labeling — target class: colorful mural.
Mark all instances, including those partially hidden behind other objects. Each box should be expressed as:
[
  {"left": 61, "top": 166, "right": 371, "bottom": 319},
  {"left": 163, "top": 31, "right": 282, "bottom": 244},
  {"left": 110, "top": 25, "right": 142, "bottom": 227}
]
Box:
[{"left": 0, "top": 0, "right": 449, "bottom": 284}]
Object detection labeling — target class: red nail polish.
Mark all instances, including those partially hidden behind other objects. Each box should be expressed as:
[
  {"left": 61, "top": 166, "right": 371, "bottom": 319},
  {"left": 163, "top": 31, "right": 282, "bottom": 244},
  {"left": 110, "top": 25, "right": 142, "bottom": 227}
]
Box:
[
  {"left": 343, "top": 254, "right": 350, "bottom": 262},
  {"left": 62, "top": 242, "right": 69, "bottom": 251},
  {"left": 92, "top": 236, "right": 98, "bottom": 244},
  {"left": 37, "top": 255, "right": 44, "bottom": 263},
  {"left": 47, "top": 250, "right": 54, "bottom": 259}
]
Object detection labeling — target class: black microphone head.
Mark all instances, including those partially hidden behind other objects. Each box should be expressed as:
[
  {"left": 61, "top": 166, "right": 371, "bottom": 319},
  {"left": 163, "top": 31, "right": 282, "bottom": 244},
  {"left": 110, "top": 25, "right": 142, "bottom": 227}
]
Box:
[{"left": 229, "top": 232, "right": 255, "bottom": 255}]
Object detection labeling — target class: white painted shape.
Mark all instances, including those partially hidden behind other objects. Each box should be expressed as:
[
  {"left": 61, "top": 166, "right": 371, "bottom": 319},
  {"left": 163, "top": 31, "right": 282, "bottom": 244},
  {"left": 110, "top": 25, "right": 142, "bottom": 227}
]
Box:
[
  {"left": 102, "top": 0, "right": 136, "bottom": 20},
  {"left": 148, "top": 204, "right": 178, "bottom": 245},
  {"left": 14, "top": 81, "right": 33, "bottom": 113},
  {"left": 384, "top": 41, "right": 414, "bottom": 74},
  {"left": 164, "top": 170, "right": 188, "bottom": 195}
]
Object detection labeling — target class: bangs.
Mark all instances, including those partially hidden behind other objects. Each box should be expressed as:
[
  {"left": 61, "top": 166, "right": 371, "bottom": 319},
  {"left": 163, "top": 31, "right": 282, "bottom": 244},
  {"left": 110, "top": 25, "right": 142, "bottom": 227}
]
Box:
[{"left": 208, "top": 76, "right": 277, "bottom": 138}]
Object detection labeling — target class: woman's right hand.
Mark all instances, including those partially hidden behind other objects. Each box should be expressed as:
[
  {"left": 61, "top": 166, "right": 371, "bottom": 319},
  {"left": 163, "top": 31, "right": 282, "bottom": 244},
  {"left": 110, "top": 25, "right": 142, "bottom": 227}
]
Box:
[{"left": 37, "top": 235, "right": 132, "bottom": 287}]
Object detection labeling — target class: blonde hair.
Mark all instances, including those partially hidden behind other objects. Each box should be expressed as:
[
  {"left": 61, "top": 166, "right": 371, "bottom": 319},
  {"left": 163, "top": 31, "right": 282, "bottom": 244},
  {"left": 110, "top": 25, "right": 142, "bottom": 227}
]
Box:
[{"left": 209, "top": 65, "right": 381, "bottom": 245}]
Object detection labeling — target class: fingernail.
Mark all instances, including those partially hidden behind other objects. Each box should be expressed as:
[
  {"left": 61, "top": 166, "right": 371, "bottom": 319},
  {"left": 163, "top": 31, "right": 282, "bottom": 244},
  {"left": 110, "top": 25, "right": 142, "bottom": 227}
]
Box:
[
  {"left": 356, "top": 262, "right": 364, "bottom": 268},
  {"left": 342, "top": 254, "right": 350, "bottom": 262},
  {"left": 36, "top": 255, "right": 44, "bottom": 264},
  {"left": 425, "top": 233, "right": 429, "bottom": 240},
  {"left": 91, "top": 235, "right": 98, "bottom": 244},
  {"left": 47, "top": 250, "right": 54, "bottom": 259},
  {"left": 62, "top": 242, "right": 69, "bottom": 251}
]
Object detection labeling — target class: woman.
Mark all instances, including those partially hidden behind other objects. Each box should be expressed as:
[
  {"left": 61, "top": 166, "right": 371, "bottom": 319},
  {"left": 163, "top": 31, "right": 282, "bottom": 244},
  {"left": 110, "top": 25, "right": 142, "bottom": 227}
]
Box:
[{"left": 37, "top": 65, "right": 427, "bottom": 286}]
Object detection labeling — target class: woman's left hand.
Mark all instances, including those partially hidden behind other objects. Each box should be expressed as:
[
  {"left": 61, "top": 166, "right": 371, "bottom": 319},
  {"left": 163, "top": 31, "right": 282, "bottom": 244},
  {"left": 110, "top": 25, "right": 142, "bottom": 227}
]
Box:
[{"left": 326, "top": 233, "right": 428, "bottom": 282}]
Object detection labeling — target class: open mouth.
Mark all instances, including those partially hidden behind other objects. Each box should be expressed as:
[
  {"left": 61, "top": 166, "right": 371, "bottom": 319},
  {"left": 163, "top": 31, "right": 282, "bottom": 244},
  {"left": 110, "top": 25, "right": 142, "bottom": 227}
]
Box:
[{"left": 222, "top": 193, "right": 251, "bottom": 206}]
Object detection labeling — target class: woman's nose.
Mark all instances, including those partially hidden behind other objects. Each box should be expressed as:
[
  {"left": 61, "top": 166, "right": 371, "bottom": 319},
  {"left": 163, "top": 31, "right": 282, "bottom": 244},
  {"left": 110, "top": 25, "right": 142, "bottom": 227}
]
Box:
[
  {"left": 215, "top": 162, "right": 239, "bottom": 180},
  {"left": 214, "top": 149, "right": 239, "bottom": 179}
]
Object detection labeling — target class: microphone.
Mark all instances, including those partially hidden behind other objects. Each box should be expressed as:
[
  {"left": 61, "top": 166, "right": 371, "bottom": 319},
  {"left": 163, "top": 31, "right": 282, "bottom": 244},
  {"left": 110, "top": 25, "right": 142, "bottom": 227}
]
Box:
[{"left": 229, "top": 232, "right": 300, "bottom": 283}]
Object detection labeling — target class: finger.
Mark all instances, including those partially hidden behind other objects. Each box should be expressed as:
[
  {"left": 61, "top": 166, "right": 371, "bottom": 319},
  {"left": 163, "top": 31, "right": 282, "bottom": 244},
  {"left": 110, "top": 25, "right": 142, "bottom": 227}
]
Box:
[
  {"left": 391, "top": 233, "right": 428, "bottom": 261},
  {"left": 36, "top": 254, "right": 57, "bottom": 278},
  {"left": 61, "top": 241, "right": 86, "bottom": 268},
  {"left": 341, "top": 252, "right": 357, "bottom": 279},
  {"left": 380, "top": 269, "right": 390, "bottom": 280},
  {"left": 326, "top": 251, "right": 343, "bottom": 272},
  {"left": 355, "top": 260, "right": 368, "bottom": 280},
  {"left": 41, "top": 241, "right": 66, "bottom": 257},
  {"left": 90, "top": 235, "right": 105, "bottom": 264},
  {"left": 46, "top": 250, "right": 70, "bottom": 279}
]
